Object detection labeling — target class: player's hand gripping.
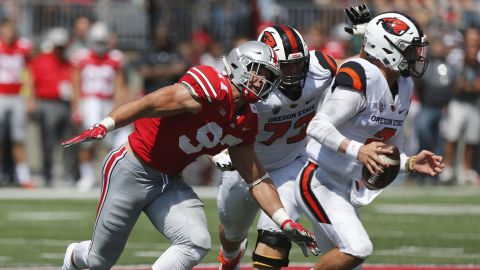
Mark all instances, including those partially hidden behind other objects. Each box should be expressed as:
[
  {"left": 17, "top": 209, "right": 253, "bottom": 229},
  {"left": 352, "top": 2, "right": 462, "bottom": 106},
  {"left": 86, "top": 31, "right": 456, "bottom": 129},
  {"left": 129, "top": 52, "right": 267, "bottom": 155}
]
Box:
[
  {"left": 281, "top": 219, "right": 320, "bottom": 257},
  {"left": 357, "top": 142, "right": 393, "bottom": 175},
  {"left": 61, "top": 123, "right": 108, "bottom": 148},
  {"left": 344, "top": 3, "right": 371, "bottom": 35},
  {"left": 211, "top": 150, "right": 235, "bottom": 171}
]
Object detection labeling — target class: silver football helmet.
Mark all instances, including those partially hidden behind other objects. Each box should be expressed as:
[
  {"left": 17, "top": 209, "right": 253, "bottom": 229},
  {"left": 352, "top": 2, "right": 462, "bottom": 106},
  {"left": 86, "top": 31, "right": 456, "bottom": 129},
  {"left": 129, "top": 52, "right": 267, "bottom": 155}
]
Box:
[
  {"left": 222, "top": 41, "right": 281, "bottom": 102},
  {"left": 364, "top": 12, "right": 429, "bottom": 77}
]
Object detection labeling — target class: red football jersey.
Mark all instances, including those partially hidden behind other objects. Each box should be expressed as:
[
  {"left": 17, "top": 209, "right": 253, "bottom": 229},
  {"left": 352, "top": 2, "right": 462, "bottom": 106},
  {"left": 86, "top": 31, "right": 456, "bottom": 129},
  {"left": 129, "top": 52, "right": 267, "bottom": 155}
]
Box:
[
  {"left": 128, "top": 65, "right": 258, "bottom": 175},
  {"left": 73, "top": 48, "right": 123, "bottom": 99},
  {"left": 0, "top": 38, "right": 32, "bottom": 94}
]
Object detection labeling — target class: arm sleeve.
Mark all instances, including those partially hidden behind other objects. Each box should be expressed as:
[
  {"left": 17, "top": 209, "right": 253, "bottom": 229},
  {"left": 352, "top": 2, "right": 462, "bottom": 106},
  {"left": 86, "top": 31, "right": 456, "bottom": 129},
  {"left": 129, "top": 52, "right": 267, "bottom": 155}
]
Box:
[{"left": 307, "top": 86, "right": 366, "bottom": 151}]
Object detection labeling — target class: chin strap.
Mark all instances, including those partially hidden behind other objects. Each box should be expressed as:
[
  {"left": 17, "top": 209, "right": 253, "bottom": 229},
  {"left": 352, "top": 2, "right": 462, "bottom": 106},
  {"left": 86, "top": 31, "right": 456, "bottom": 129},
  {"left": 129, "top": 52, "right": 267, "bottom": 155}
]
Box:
[{"left": 399, "top": 69, "right": 410, "bottom": 77}]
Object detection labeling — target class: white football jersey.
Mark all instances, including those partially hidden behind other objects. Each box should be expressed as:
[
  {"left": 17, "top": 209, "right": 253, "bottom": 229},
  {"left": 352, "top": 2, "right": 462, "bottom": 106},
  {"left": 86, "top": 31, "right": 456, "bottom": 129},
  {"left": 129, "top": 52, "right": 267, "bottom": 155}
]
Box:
[
  {"left": 255, "top": 50, "right": 336, "bottom": 170},
  {"left": 307, "top": 58, "right": 413, "bottom": 183}
]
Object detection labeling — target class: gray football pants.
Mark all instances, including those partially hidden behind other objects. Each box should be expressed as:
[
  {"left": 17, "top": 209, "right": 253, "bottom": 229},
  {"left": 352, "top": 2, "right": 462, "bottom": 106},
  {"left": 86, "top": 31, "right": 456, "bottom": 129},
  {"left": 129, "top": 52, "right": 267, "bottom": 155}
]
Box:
[{"left": 85, "top": 145, "right": 211, "bottom": 269}]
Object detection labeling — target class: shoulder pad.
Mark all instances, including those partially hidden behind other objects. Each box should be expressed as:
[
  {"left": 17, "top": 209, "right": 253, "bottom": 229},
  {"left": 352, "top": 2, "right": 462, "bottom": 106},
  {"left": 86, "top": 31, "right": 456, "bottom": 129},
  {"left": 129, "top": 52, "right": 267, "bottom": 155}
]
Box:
[
  {"left": 314, "top": 50, "right": 337, "bottom": 77},
  {"left": 333, "top": 60, "right": 367, "bottom": 92},
  {"left": 179, "top": 65, "right": 224, "bottom": 104}
]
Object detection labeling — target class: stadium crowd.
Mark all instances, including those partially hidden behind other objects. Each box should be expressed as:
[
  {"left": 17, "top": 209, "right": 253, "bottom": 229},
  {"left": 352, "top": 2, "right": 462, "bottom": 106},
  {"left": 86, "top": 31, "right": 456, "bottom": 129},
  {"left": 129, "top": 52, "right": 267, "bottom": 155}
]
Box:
[{"left": 0, "top": 0, "right": 479, "bottom": 190}]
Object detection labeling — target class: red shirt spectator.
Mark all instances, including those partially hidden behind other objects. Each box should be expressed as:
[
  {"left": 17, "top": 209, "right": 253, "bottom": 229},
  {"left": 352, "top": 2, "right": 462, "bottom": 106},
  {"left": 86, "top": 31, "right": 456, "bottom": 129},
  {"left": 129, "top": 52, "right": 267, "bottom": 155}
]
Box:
[{"left": 29, "top": 52, "right": 73, "bottom": 100}]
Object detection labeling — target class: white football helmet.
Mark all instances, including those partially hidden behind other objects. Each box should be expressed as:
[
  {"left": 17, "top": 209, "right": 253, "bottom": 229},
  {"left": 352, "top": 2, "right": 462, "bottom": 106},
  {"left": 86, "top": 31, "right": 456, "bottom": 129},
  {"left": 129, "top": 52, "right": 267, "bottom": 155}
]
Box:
[
  {"left": 223, "top": 41, "right": 281, "bottom": 103},
  {"left": 363, "top": 12, "right": 429, "bottom": 77},
  {"left": 88, "top": 22, "right": 109, "bottom": 56},
  {"left": 258, "top": 25, "right": 309, "bottom": 88},
  {"left": 47, "top": 27, "right": 69, "bottom": 47}
]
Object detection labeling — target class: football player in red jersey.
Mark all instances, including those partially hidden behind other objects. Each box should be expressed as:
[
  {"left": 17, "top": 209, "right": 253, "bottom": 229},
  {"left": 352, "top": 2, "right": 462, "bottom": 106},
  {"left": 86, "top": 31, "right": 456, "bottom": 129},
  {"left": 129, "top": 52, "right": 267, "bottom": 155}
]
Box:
[
  {"left": 71, "top": 22, "right": 130, "bottom": 191},
  {"left": 0, "top": 19, "right": 34, "bottom": 188},
  {"left": 60, "top": 41, "right": 319, "bottom": 270}
]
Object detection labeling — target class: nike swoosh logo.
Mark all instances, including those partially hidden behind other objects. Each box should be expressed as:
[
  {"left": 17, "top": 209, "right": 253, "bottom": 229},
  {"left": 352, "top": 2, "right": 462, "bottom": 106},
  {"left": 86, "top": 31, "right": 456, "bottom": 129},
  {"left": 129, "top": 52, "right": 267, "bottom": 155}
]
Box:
[
  {"left": 306, "top": 98, "right": 315, "bottom": 104},
  {"left": 242, "top": 127, "right": 250, "bottom": 131},
  {"left": 399, "top": 108, "right": 407, "bottom": 114}
]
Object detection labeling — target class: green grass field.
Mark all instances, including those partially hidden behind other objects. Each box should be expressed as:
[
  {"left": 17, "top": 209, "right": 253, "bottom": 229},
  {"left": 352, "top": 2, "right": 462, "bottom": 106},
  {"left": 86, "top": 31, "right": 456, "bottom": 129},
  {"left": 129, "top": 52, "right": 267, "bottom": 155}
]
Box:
[{"left": 0, "top": 186, "right": 479, "bottom": 267}]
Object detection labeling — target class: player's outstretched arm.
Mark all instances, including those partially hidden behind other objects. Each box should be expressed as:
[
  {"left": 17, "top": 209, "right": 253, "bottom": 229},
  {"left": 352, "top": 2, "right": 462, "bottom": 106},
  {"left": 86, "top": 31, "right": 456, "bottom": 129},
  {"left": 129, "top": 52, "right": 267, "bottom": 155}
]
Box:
[
  {"left": 229, "top": 144, "right": 320, "bottom": 257},
  {"left": 62, "top": 83, "right": 201, "bottom": 147}
]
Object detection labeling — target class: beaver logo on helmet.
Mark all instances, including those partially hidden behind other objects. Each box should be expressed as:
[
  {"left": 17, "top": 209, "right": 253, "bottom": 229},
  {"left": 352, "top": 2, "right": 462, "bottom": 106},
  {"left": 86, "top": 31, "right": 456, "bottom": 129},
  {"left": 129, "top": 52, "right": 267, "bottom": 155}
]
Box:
[
  {"left": 260, "top": 31, "right": 277, "bottom": 49},
  {"left": 378, "top": 17, "right": 410, "bottom": 36}
]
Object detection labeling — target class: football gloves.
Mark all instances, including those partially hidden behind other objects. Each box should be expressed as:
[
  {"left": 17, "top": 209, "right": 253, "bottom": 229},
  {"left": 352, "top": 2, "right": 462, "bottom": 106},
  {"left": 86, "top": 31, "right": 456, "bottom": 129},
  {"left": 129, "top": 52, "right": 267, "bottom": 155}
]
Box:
[
  {"left": 281, "top": 219, "right": 320, "bottom": 257},
  {"left": 62, "top": 123, "right": 107, "bottom": 148},
  {"left": 344, "top": 3, "right": 372, "bottom": 35},
  {"left": 212, "top": 150, "right": 235, "bottom": 171}
]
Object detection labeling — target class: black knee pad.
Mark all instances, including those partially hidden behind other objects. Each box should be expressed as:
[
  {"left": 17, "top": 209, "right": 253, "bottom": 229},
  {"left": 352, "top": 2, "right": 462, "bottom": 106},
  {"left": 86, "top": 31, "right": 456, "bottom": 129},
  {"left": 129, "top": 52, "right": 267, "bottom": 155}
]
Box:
[{"left": 251, "top": 230, "right": 291, "bottom": 268}]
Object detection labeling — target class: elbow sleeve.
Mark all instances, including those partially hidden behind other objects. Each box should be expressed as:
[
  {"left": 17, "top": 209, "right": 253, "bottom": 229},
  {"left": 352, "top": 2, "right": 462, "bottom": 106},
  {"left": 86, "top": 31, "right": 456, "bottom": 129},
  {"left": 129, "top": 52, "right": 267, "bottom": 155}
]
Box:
[{"left": 307, "top": 113, "right": 346, "bottom": 152}]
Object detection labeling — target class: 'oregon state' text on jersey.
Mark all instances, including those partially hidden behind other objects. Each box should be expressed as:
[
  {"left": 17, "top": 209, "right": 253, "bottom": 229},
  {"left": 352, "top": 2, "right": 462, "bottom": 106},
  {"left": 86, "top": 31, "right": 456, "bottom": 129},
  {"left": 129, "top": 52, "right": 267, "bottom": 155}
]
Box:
[
  {"left": 128, "top": 65, "right": 258, "bottom": 175},
  {"left": 307, "top": 58, "right": 413, "bottom": 183},
  {"left": 255, "top": 50, "right": 336, "bottom": 170}
]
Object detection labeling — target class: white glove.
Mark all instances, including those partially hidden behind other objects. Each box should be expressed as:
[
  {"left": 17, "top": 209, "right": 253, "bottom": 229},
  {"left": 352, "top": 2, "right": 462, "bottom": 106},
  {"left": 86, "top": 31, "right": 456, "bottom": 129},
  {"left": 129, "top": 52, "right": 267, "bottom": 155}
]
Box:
[
  {"left": 350, "top": 179, "right": 383, "bottom": 208},
  {"left": 212, "top": 150, "right": 234, "bottom": 171}
]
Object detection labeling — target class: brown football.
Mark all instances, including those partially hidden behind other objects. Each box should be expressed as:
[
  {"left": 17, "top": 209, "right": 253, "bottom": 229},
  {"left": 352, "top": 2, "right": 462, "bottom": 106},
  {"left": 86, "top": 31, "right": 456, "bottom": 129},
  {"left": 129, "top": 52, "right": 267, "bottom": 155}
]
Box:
[{"left": 361, "top": 144, "right": 400, "bottom": 190}]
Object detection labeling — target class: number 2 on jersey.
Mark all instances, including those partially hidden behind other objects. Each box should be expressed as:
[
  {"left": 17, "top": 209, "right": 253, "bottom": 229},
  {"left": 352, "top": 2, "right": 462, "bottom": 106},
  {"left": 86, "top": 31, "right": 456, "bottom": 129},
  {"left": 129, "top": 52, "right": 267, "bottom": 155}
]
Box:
[
  {"left": 365, "top": 127, "right": 396, "bottom": 144},
  {"left": 260, "top": 111, "right": 315, "bottom": 145}
]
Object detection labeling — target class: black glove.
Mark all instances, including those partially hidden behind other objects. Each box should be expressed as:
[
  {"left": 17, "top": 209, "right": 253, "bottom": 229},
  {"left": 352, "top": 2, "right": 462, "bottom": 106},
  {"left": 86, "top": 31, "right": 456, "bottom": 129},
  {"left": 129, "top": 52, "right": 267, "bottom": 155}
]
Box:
[{"left": 344, "top": 3, "right": 372, "bottom": 35}]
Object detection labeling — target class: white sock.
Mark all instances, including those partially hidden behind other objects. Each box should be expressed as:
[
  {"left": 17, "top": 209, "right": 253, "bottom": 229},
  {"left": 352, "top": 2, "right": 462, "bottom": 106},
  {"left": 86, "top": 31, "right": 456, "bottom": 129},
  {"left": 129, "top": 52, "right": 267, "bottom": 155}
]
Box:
[
  {"left": 79, "top": 162, "right": 94, "bottom": 179},
  {"left": 72, "top": 240, "right": 91, "bottom": 269},
  {"left": 15, "top": 162, "right": 31, "bottom": 184}
]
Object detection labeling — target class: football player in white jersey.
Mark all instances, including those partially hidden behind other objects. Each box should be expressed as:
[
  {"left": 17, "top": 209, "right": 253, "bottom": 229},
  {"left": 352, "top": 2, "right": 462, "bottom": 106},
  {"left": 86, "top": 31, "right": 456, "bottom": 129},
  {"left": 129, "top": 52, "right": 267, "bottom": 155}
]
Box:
[
  {"left": 296, "top": 11, "right": 445, "bottom": 269},
  {"left": 214, "top": 25, "right": 337, "bottom": 270}
]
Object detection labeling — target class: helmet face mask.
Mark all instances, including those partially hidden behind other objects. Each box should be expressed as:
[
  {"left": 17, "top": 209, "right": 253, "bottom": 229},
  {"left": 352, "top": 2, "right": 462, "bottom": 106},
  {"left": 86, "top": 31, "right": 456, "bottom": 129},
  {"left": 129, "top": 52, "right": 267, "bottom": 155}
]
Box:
[
  {"left": 258, "top": 25, "right": 309, "bottom": 90},
  {"left": 363, "top": 12, "right": 429, "bottom": 77},
  {"left": 279, "top": 57, "right": 308, "bottom": 86},
  {"left": 223, "top": 41, "right": 281, "bottom": 103}
]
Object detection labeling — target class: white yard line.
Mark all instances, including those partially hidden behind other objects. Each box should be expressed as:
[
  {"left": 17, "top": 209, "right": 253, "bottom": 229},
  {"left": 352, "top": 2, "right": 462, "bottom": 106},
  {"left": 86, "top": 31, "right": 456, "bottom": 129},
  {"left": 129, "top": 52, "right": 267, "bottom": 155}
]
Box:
[
  {"left": 0, "top": 186, "right": 477, "bottom": 200},
  {"left": 0, "top": 186, "right": 219, "bottom": 200},
  {"left": 372, "top": 204, "right": 480, "bottom": 215},
  {"left": 374, "top": 246, "right": 480, "bottom": 259}
]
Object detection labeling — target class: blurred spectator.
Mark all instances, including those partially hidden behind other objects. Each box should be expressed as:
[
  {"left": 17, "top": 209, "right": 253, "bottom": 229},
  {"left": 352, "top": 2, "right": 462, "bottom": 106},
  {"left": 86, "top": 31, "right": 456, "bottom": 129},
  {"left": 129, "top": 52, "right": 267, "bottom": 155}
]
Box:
[
  {"left": 138, "top": 24, "right": 188, "bottom": 94},
  {"left": 199, "top": 40, "right": 224, "bottom": 68},
  {"left": 72, "top": 21, "right": 129, "bottom": 191},
  {"left": 190, "top": 29, "right": 213, "bottom": 66},
  {"left": 0, "top": 19, "right": 33, "bottom": 188},
  {"left": 28, "top": 27, "right": 78, "bottom": 187},
  {"left": 440, "top": 28, "right": 480, "bottom": 185},
  {"left": 414, "top": 37, "right": 456, "bottom": 184},
  {"left": 305, "top": 23, "right": 327, "bottom": 51},
  {"left": 322, "top": 22, "right": 351, "bottom": 59},
  {"left": 66, "top": 15, "right": 92, "bottom": 61},
  {"left": 232, "top": 34, "right": 249, "bottom": 47}
]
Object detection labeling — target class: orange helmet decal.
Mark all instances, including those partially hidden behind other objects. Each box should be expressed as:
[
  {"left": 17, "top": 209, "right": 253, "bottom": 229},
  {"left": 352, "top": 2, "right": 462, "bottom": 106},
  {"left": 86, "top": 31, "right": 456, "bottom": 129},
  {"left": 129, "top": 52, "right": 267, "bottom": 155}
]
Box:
[
  {"left": 260, "top": 31, "right": 277, "bottom": 48},
  {"left": 378, "top": 17, "right": 410, "bottom": 36}
]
